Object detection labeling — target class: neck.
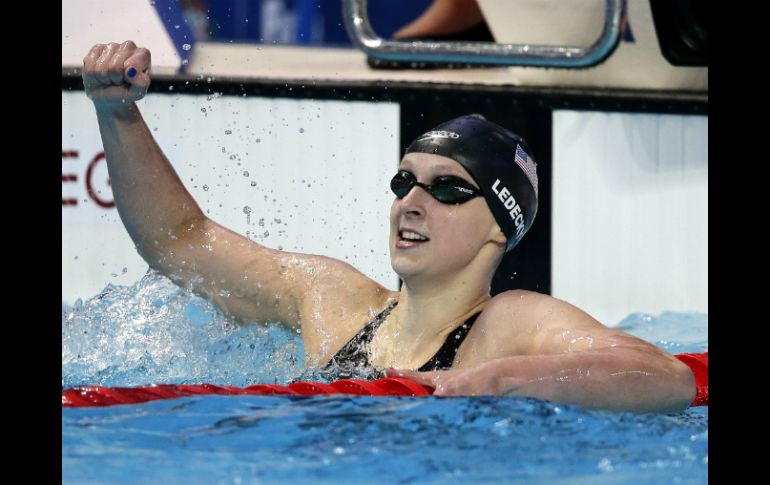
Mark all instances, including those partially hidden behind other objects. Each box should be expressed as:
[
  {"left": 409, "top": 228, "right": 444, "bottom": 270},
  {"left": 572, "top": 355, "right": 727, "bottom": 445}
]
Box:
[
  {"left": 372, "top": 242, "right": 503, "bottom": 366},
  {"left": 371, "top": 275, "right": 488, "bottom": 368},
  {"left": 394, "top": 269, "right": 491, "bottom": 343},
  {"left": 392, "top": 242, "right": 502, "bottom": 340}
]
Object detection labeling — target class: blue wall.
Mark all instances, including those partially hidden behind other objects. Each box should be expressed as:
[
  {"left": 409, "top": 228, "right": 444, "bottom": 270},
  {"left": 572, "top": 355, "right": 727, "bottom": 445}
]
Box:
[{"left": 196, "top": 0, "right": 432, "bottom": 45}]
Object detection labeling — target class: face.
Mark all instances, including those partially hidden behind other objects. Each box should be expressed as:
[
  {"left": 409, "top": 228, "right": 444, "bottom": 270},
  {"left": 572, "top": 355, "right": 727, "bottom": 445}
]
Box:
[{"left": 389, "top": 152, "right": 505, "bottom": 281}]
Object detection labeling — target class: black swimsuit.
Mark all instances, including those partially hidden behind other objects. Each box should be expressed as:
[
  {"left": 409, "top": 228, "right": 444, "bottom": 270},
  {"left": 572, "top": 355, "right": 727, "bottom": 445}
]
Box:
[{"left": 324, "top": 301, "right": 481, "bottom": 379}]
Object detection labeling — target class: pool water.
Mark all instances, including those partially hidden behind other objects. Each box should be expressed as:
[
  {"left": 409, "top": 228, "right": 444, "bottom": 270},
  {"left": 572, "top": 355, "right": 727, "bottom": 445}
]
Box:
[{"left": 62, "top": 273, "right": 708, "bottom": 484}]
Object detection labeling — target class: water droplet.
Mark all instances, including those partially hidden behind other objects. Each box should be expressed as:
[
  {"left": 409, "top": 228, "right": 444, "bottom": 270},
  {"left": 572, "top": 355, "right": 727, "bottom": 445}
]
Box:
[
  {"left": 182, "top": 43, "right": 191, "bottom": 51},
  {"left": 225, "top": 129, "right": 232, "bottom": 135},
  {"left": 202, "top": 185, "right": 209, "bottom": 191},
  {"left": 243, "top": 171, "right": 249, "bottom": 177},
  {"left": 299, "top": 128, "right": 305, "bottom": 134},
  {"left": 243, "top": 206, "right": 252, "bottom": 215},
  {"left": 250, "top": 181, "right": 257, "bottom": 187}
]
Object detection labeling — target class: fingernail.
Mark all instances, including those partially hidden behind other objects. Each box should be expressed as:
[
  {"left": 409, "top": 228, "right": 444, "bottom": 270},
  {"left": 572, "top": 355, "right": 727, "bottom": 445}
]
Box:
[{"left": 127, "top": 67, "right": 137, "bottom": 78}]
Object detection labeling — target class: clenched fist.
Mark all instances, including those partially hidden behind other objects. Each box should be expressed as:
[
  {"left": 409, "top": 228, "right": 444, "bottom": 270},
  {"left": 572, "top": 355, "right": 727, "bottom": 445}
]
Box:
[{"left": 83, "top": 41, "right": 151, "bottom": 106}]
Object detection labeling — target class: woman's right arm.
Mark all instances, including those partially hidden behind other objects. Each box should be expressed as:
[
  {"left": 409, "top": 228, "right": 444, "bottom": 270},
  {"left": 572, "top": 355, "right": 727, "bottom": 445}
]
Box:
[{"left": 83, "top": 41, "right": 386, "bottom": 330}]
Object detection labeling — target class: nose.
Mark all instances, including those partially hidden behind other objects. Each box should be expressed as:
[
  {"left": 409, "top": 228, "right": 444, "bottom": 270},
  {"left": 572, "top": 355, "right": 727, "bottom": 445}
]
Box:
[{"left": 397, "top": 184, "right": 431, "bottom": 217}]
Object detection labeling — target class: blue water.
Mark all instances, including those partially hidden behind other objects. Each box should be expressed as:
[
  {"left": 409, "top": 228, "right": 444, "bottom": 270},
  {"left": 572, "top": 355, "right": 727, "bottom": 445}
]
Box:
[{"left": 62, "top": 273, "right": 708, "bottom": 484}]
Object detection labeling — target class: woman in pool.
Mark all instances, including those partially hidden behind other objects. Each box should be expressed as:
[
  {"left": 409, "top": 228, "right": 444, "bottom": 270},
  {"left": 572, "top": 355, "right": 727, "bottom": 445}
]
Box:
[{"left": 82, "top": 41, "right": 695, "bottom": 412}]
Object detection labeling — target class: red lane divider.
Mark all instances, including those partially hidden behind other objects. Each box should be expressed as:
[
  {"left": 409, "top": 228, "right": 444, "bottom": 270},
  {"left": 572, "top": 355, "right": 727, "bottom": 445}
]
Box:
[
  {"left": 675, "top": 351, "right": 708, "bottom": 407},
  {"left": 62, "top": 377, "right": 432, "bottom": 407},
  {"left": 63, "top": 353, "right": 708, "bottom": 408}
]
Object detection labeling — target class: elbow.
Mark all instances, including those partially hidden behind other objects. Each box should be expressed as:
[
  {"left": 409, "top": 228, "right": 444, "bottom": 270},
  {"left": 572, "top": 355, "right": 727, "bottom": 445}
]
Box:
[
  {"left": 656, "top": 358, "right": 697, "bottom": 413},
  {"left": 135, "top": 216, "right": 209, "bottom": 267},
  {"left": 630, "top": 346, "right": 699, "bottom": 413},
  {"left": 673, "top": 358, "right": 698, "bottom": 410},
  {"left": 607, "top": 348, "right": 698, "bottom": 413},
  {"left": 133, "top": 238, "right": 179, "bottom": 276}
]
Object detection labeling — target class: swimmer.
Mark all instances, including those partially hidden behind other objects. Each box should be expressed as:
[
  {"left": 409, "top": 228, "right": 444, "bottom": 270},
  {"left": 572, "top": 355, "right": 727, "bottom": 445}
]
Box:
[{"left": 82, "top": 41, "right": 696, "bottom": 412}]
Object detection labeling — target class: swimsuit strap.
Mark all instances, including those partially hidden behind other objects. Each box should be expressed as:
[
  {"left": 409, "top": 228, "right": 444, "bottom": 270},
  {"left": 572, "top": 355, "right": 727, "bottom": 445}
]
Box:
[
  {"left": 324, "top": 301, "right": 398, "bottom": 370},
  {"left": 418, "top": 311, "right": 482, "bottom": 371}
]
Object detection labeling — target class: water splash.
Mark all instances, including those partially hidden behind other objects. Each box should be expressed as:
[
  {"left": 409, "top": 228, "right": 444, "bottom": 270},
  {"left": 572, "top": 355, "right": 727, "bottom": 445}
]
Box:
[
  {"left": 62, "top": 272, "right": 304, "bottom": 388},
  {"left": 62, "top": 273, "right": 708, "bottom": 390}
]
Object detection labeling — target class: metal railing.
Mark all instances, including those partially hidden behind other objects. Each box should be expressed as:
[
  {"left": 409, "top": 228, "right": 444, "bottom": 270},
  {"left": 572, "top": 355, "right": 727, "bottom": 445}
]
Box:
[{"left": 342, "top": 0, "right": 626, "bottom": 68}]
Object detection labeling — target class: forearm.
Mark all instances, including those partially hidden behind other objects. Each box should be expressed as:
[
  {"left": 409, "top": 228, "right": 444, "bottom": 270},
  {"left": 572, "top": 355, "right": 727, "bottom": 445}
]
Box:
[
  {"left": 95, "top": 102, "right": 206, "bottom": 262},
  {"left": 393, "top": 0, "right": 484, "bottom": 39},
  {"left": 486, "top": 348, "right": 695, "bottom": 413}
]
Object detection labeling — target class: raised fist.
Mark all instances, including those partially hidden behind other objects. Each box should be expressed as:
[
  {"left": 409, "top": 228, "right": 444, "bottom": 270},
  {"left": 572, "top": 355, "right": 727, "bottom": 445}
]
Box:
[{"left": 83, "top": 41, "right": 151, "bottom": 106}]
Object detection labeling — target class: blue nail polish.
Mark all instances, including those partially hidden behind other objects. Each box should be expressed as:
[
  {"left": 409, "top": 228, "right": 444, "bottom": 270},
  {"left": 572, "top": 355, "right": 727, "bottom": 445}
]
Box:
[{"left": 127, "top": 67, "right": 137, "bottom": 78}]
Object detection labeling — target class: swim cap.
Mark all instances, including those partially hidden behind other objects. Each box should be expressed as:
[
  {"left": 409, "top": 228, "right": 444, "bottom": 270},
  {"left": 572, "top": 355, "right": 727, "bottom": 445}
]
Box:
[{"left": 405, "top": 114, "right": 538, "bottom": 252}]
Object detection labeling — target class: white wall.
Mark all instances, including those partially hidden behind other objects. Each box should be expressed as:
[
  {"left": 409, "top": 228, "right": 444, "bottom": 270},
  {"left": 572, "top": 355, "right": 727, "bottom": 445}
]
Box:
[
  {"left": 62, "top": 91, "right": 400, "bottom": 303},
  {"left": 478, "top": 0, "right": 707, "bottom": 91},
  {"left": 552, "top": 110, "right": 708, "bottom": 325}
]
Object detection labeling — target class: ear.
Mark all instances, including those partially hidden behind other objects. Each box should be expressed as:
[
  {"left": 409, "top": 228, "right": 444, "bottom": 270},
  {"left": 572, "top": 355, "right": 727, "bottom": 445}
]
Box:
[{"left": 489, "top": 223, "right": 507, "bottom": 247}]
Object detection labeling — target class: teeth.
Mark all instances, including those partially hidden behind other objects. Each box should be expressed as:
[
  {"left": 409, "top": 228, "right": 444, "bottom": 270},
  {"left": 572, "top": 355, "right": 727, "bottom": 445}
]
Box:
[{"left": 401, "top": 231, "right": 428, "bottom": 241}]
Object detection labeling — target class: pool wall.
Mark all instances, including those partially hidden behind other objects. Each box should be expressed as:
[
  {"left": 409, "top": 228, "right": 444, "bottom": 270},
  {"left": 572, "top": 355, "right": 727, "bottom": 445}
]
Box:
[{"left": 62, "top": 40, "right": 707, "bottom": 326}]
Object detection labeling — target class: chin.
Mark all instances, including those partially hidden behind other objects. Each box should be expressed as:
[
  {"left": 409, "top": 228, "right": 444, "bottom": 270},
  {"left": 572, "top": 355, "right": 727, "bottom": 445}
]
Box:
[
  {"left": 389, "top": 253, "right": 421, "bottom": 280},
  {"left": 389, "top": 256, "right": 411, "bottom": 279}
]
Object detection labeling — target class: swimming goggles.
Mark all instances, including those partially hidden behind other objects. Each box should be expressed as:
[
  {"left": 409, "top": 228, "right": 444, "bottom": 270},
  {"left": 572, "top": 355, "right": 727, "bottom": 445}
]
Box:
[{"left": 390, "top": 170, "right": 482, "bottom": 204}]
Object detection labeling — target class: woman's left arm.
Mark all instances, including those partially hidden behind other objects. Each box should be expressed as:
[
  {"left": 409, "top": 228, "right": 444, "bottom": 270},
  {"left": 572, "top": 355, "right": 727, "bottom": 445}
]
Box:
[
  {"left": 389, "top": 346, "right": 695, "bottom": 413},
  {"left": 390, "top": 291, "right": 696, "bottom": 413}
]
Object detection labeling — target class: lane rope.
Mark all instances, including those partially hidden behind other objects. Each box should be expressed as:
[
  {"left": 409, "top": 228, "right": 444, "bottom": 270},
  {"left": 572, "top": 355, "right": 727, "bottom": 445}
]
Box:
[{"left": 63, "top": 352, "right": 708, "bottom": 408}]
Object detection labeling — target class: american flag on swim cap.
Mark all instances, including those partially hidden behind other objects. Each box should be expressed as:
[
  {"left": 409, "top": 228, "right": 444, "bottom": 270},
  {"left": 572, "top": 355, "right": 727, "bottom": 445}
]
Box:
[{"left": 515, "top": 144, "right": 538, "bottom": 197}]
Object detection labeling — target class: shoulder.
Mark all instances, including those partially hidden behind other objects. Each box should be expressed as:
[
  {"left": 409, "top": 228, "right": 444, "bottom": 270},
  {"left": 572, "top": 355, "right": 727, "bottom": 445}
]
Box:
[
  {"left": 456, "top": 290, "right": 554, "bottom": 362},
  {"left": 456, "top": 291, "right": 608, "bottom": 366},
  {"left": 481, "top": 289, "right": 556, "bottom": 321},
  {"left": 474, "top": 290, "right": 562, "bottom": 340},
  {"left": 487, "top": 289, "right": 552, "bottom": 306},
  {"left": 302, "top": 254, "right": 397, "bottom": 305},
  {"left": 297, "top": 254, "right": 398, "bottom": 363},
  {"left": 484, "top": 290, "right": 600, "bottom": 323},
  {"left": 479, "top": 290, "right": 606, "bottom": 343}
]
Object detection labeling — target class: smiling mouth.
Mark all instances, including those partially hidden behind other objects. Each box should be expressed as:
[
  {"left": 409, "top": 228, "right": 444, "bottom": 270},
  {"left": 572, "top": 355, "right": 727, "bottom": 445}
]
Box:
[{"left": 398, "top": 230, "right": 430, "bottom": 246}]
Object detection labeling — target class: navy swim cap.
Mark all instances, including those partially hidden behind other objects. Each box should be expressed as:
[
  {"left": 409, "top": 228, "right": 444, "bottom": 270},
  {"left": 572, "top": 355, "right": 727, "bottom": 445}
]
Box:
[{"left": 405, "top": 114, "right": 538, "bottom": 252}]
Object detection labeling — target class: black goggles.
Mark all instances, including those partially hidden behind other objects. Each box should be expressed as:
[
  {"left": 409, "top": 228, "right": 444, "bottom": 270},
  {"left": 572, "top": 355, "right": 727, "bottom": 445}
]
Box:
[{"left": 390, "top": 170, "right": 482, "bottom": 204}]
